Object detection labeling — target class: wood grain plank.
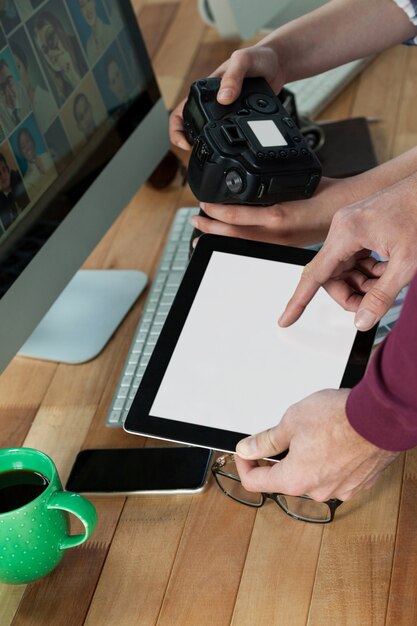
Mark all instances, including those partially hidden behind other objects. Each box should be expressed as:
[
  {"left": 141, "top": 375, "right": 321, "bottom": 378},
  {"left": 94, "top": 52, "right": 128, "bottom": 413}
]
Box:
[
  {"left": 0, "top": 586, "right": 24, "bottom": 626},
  {"left": 385, "top": 448, "right": 417, "bottom": 626},
  {"left": 138, "top": 3, "right": 179, "bottom": 60},
  {"left": 0, "top": 407, "right": 39, "bottom": 450},
  {"left": 0, "top": 359, "right": 57, "bottom": 447},
  {"left": 153, "top": 0, "right": 207, "bottom": 96},
  {"left": 350, "top": 46, "right": 408, "bottom": 163},
  {"left": 231, "top": 506, "right": 323, "bottom": 626},
  {"left": 156, "top": 483, "right": 257, "bottom": 625},
  {"left": 130, "top": 0, "right": 148, "bottom": 16},
  {"left": 22, "top": 406, "right": 96, "bottom": 480},
  {"left": 307, "top": 456, "right": 404, "bottom": 626},
  {"left": 156, "top": 75, "right": 184, "bottom": 111},
  {"left": 391, "top": 47, "right": 417, "bottom": 157},
  {"left": 85, "top": 496, "right": 192, "bottom": 625}
]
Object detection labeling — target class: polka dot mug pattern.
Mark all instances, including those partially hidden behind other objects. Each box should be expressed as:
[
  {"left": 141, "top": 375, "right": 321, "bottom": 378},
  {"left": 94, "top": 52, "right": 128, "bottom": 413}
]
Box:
[{"left": 0, "top": 448, "right": 97, "bottom": 585}]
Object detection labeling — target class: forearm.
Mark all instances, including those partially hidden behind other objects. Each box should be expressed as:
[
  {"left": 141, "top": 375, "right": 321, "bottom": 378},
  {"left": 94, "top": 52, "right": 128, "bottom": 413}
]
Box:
[
  {"left": 291, "top": 146, "right": 417, "bottom": 240},
  {"left": 255, "top": 0, "right": 416, "bottom": 82},
  {"left": 342, "top": 145, "right": 417, "bottom": 204}
]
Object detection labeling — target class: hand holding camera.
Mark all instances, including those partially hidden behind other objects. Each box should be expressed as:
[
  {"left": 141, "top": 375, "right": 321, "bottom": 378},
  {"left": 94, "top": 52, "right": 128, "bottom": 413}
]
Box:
[{"left": 182, "top": 76, "right": 321, "bottom": 206}]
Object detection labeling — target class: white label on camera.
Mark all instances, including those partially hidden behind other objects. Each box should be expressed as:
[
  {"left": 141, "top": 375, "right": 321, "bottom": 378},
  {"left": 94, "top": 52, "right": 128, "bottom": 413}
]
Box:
[{"left": 247, "top": 120, "right": 288, "bottom": 147}]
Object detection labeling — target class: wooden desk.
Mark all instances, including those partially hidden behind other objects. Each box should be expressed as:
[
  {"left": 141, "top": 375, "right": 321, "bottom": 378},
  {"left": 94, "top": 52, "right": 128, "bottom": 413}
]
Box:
[{"left": 2, "top": 3, "right": 417, "bottom": 624}]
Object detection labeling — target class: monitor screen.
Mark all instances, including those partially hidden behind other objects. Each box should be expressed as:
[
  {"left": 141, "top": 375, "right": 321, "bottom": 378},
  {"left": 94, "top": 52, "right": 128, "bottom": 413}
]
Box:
[{"left": 0, "top": 0, "right": 169, "bottom": 372}]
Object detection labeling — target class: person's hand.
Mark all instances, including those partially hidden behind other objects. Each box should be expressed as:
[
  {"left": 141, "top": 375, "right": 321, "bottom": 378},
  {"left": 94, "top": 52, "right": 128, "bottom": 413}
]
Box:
[
  {"left": 278, "top": 173, "right": 417, "bottom": 331},
  {"left": 235, "top": 388, "right": 399, "bottom": 502},
  {"left": 210, "top": 45, "right": 283, "bottom": 105},
  {"left": 169, "top": 44, "right": 283, "bottom": 150},
  {"left": 190, "top": 177, "right": 356, "bottom": 248},
  {"left": 169, "top": 98, "right": 190, "bottom": 150}
]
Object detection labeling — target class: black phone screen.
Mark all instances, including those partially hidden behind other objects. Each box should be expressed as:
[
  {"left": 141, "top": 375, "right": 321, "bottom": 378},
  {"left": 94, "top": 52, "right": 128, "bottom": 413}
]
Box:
[{"left": 65, "top": 447, "right": 213, "bottom": 494}]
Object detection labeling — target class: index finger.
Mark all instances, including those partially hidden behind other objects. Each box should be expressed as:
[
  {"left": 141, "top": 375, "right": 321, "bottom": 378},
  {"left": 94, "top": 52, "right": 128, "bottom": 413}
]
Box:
[
  {"left": 278, "top": 239, "right": 349, "bottom": 327},
  {"left": 202, "top": 201, "right": 273, "bottom": 226},
  {"left": 278, "top": 261, "right": 323, "bottom": 327}
]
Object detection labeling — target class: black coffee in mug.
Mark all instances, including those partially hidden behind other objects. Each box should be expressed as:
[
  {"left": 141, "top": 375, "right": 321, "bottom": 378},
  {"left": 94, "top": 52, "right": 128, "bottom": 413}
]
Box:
[{"left": 0, "top": 469, "right": 50, "bottom": 514}]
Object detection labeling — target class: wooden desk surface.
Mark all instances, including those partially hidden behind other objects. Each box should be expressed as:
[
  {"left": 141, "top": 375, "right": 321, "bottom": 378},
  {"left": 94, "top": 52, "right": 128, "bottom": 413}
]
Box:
[{"left": 2, "top": 2, "right": 417, "bottom": 624}]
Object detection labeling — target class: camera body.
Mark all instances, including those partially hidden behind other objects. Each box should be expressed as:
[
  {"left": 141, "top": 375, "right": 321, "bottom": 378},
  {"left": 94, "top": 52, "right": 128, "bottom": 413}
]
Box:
[{"left": 183, "top": 77, "right": 322, "bottom": 204}]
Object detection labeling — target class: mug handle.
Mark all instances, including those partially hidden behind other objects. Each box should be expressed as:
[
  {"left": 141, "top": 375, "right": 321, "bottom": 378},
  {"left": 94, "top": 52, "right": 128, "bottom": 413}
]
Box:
[{"left": 47, "top": 491, "right": 98, "bottom": 549}]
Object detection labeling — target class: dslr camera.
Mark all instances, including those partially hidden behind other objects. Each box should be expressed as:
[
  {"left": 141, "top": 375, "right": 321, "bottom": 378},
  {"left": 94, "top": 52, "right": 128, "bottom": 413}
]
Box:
[{"left": 183, "top": 77, "right": 322, "bottom": 205}]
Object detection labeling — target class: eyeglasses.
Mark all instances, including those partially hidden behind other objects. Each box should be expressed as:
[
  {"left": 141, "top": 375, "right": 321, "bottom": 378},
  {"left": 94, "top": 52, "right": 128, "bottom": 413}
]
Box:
[{"left": 211, "top": 454, "right": 342, "bottom": 524}]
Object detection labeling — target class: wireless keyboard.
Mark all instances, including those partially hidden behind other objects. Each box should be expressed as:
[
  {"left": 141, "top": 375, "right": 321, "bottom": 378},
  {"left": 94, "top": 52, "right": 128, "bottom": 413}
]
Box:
[
  {"left": 287, "top": 58, "right": 372, "bottom": 118},
  {"left": 106, "top": 206, "right": 199, "bottom": 427}
]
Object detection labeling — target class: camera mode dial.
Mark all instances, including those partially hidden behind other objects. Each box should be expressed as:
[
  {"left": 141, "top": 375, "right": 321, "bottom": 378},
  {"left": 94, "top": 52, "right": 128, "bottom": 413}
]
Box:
[{"left": 225, "top": 169, "right": 245, "bottom": 194}]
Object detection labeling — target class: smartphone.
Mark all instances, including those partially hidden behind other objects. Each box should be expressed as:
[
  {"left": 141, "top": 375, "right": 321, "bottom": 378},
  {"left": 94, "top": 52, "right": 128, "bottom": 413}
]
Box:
[{"left": 65, "top": 447, "right": 213, "bottom": 495}]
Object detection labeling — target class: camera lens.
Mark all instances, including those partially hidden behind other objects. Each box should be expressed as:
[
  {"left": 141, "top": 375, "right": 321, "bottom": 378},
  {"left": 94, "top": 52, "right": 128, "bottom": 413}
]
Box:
[
  {"left": 225, "top": 170, "right": 244, "bottom": 194},
  {"left": 256, "top": 99, "right": 268, "bottom": 108}
]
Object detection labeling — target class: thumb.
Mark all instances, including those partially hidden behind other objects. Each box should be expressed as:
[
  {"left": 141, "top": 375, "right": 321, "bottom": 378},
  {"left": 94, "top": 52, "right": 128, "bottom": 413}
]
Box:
[
  {"left": 217, "top": 73, "right": 244, "bottom": 104},
  {"left": 354, "top": 265, "right": 403, "bottom": 331},
  {"left": 236, "top": 422, "right": 290, "bottom": 460},
  {"left": 215, "top": 53, "right": 251, "bottom": 105}
]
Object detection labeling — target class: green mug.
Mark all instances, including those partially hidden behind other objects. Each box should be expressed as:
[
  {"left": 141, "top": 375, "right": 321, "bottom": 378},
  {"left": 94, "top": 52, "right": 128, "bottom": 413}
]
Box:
[{"left": 0, "top": 447, "right": 97, "bottom": 585}]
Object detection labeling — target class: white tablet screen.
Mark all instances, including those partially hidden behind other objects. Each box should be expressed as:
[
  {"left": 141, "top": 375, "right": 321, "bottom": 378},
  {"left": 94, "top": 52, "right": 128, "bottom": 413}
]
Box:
[{"left": 150, "top": 251, "right": 357, "bottom": 435}]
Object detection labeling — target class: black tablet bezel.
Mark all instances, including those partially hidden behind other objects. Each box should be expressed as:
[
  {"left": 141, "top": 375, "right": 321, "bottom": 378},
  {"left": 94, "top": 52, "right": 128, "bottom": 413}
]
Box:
[{"left": 123, "top": 234, "right": 377, "bottom": 456}]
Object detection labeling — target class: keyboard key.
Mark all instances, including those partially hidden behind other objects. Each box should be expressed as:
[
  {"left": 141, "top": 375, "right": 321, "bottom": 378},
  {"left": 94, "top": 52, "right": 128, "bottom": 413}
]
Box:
[{"left": 108, "top": 410, "right": 123, "bottom": 425}]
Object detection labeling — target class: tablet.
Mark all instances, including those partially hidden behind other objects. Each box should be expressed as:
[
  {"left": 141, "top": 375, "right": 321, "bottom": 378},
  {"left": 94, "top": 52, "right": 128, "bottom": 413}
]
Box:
[{"left": 123, "top": 235, "right": 377, "bottom": 455}]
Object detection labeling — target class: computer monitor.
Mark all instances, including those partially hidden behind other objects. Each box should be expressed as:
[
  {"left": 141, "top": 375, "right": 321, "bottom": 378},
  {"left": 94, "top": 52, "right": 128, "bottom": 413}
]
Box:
[{"left": 0, "top": 0, "right": 170, "bottom": 373}]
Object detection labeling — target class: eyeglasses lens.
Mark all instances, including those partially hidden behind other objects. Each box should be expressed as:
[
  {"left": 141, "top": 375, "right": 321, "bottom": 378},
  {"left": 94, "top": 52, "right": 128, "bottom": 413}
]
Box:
[
  {"left": 215, "top": 471, "right": 263, "bottom": 505},
  {"left": 214, "top": 457, "right": 262, "bottom": 506},
  {"left": 276, "top": 495, "right": 331, "bottom": 522}
]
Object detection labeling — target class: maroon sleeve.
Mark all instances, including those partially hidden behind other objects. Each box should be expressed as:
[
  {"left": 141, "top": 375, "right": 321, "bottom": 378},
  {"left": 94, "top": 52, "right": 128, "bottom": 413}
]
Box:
[{"left": 346, "top": 272, "right": 417, "bottom": 451}]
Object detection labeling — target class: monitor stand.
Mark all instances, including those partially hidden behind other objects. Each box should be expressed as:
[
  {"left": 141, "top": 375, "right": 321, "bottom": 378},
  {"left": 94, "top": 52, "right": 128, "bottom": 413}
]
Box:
[{"left": 18, "top": 269, "right": 147, "bottom": 364}]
